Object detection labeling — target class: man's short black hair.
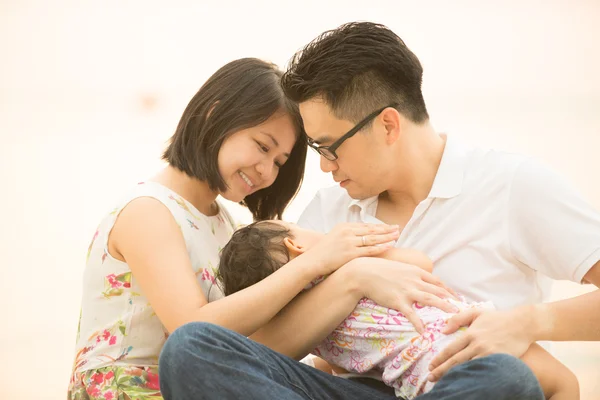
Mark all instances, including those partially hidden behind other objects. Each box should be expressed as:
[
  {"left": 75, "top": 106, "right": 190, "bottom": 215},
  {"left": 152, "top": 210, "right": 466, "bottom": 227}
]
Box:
[{"left": 282, "top": 22, "right": 429, "bottom": 124}]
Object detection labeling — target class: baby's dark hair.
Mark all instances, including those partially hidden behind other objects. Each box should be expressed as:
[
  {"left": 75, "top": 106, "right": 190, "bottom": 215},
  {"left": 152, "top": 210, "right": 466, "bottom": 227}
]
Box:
[{"left": 217, "top": 221, "right": 294, "bottom": 296}]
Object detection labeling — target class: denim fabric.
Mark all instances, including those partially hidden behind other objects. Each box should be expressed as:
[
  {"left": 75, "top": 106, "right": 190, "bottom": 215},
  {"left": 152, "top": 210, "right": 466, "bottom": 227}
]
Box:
[{"left": 158, "top": 322, "right": 544, "bottom": 400}]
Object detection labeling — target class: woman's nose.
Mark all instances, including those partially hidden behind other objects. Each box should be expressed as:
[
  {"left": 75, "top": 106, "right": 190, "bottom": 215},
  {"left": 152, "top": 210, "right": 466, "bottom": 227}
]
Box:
[{"left": 256, "top": 159, "right": 276, "bottom": 182}]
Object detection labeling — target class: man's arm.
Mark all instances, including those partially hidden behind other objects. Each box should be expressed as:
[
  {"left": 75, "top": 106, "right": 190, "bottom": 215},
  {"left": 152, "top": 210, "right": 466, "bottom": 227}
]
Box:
[
  {"left": 531, "top": 262, "right": 600, "bottom": 342},
  {"left": 428, "top": 269, "right": 600, "bottom": 381},
  {"left": 428, "top": 159, "right": 600, "bottom": 380},
  {"left": 510, "top": 158, "right": 600, "bottom": 342}
]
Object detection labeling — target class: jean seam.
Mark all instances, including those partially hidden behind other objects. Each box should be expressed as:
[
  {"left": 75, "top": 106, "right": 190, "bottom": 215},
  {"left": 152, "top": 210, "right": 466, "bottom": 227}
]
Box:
[{"left": 269, "top": 367, "right": 317, "bottom": 400}]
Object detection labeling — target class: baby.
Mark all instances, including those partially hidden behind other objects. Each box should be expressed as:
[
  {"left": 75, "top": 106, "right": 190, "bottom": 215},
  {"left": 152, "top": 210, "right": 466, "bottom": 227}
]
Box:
[{"left": 218, "top": 221, "right": 578, "bottom": 399}]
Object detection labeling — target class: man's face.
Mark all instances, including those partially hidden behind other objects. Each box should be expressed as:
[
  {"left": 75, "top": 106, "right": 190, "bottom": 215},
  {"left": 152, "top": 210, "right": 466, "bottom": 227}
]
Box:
[{"left": 299, "top": 99, "right": 391, "bottom": 199}]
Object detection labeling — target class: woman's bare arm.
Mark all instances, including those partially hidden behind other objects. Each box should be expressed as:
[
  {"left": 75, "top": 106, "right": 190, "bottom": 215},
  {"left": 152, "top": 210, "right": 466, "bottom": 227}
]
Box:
[
  {"left": 111, "top": 198, "right": 400, "bottom": 338},
  {"left": 249, "top": 264, "right": 364, "bottom": 358}
]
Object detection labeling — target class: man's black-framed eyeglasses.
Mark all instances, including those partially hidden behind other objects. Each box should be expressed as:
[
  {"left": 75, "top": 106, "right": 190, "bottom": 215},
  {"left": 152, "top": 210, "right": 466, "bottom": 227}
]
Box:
[{"left": 307, "top": 103, "right": 399, "bottom": 161}]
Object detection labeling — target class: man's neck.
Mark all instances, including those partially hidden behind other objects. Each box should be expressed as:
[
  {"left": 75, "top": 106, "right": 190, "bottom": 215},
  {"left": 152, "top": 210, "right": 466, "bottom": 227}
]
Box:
[{"left": 380, "top": 127, "right": 446, "bottom": 210}]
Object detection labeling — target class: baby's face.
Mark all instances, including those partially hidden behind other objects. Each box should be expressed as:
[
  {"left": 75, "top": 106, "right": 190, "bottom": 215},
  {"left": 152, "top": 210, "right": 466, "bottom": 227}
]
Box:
[{"left": 274, "top": 221, "right": 324, "bottom": 250}]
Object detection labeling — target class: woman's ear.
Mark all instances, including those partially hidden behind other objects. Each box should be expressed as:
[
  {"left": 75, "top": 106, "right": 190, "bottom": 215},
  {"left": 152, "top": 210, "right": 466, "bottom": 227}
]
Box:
[{"left": 283, "top": 237, "right": 305, "bottom": 258}]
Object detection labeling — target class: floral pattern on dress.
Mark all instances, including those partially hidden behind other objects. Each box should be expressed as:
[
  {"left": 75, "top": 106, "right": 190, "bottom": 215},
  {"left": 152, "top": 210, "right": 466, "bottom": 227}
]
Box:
[
  {"left": 197, "top": 261, "right": 218, "bottom": 285},
  {"left": 69, "top": 366, "right": 162, "bottom": 400},
  {"left": 102, "top": 272, "right": 132, "bottom": 298}
]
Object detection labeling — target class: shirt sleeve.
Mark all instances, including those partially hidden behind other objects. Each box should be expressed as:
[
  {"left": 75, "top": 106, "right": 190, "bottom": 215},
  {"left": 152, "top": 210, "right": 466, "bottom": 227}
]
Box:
[
  {"left": 508, "top": 158, "right": 600, "bottom": 283},
  {"left": 297, "top": 190, "right": 325, "bottom": 232}
]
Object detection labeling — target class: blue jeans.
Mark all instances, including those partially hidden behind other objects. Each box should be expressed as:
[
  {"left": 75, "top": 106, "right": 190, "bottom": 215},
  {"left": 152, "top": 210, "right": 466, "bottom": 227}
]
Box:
[{"left": 158, "top": 322, "right": 544, "bottom": 400}]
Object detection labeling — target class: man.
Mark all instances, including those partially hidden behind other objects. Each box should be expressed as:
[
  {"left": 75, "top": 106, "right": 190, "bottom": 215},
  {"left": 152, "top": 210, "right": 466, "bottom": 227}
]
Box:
[
  {"left": 285, "top": 21, "right": 600, "bottom": 395},
  {"left": 158, "top": 22, "right": 598, "bottom": 399}
]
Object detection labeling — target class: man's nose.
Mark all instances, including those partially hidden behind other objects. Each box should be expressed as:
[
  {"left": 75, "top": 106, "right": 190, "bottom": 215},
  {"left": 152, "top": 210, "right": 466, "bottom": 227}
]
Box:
[{"left": 320, "top": 155, "right": 338, "bottom": 173}]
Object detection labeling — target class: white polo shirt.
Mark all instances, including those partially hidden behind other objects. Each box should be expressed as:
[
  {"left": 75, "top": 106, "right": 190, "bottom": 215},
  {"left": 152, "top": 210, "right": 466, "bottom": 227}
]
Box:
[{"left": 297, "top": 135, "right": 600, "bottom": 310}]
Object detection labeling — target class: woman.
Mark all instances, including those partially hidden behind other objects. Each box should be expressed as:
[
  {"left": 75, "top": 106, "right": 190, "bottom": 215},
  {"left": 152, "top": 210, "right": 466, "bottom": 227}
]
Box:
[{"left": 68, "top": 57, "right": 449, "bottom": 400}]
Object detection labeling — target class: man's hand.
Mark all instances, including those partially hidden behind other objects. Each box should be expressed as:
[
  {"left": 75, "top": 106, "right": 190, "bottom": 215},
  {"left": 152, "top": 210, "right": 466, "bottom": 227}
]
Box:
[{"left": 427, "top": 306, "right": 536, "bottom": 382}]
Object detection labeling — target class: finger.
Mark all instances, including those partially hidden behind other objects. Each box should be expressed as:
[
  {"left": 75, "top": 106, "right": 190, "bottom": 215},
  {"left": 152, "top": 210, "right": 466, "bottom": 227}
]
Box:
[
  {"left": 399, "top": 305, "right": 424, "bottom": 334},
  {"left": 428, "top": 345, "right": 477, "bottom": 382},
  {"left": 359, "top": 231, "right": 400, "bottom": 246},
  {"left": 420, "top": 274, "right": 459, "bottom": 300},
  {"left": 442, "top": 309, "right": 481, "bottom": 334},
  {"left": 359, "top": 243, "right": 395, "bottom": 256},
  {"left": 417, "top": 281, "right": 455, "bottom": 300},
  {"left": 414, "top": 293, "right": 458, "bottom": 314},
  {"left": 352, "top": 224, "right": 399, "bottom": 237},
  {"left": 446, "top": 286, "right": 459, "bottom": 298},
  {"left": 428, "top": 334, "right": 471, "bottom": 372}
]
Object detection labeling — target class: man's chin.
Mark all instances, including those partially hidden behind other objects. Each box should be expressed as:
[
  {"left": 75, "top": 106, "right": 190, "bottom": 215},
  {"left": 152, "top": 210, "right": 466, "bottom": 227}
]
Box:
[{"left": 344, "top": 187, "right": 374, "bottom": 201}]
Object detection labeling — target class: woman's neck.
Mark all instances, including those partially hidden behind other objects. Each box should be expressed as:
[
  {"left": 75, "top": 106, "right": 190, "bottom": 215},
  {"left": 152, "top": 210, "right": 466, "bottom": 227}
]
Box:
[{"left": 150, "top": 165, "right": 219, "bottom": 216}]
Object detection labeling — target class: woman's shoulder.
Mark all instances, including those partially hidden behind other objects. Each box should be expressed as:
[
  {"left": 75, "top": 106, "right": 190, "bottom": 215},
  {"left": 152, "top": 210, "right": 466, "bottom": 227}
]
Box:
[
  {"left": 93, "top": 182, "right": 235, "bottom": 263},
  {"left": 111, "top": 181, "right": 205, "bottom": 224},
  {"left": 86, "top": 182, "right": 200, "bottom": 265},
  {"left": 113, "top": 182, "right": 236, "bottom": 244}
]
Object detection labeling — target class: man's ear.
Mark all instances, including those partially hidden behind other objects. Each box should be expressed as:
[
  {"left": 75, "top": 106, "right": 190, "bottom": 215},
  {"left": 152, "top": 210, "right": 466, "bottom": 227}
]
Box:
[
  {"left": 283, "top": 237, "right": 305, "bottom": 258},
  {"left": 380, "top": 107, "right": 402, "bottom": 145}
]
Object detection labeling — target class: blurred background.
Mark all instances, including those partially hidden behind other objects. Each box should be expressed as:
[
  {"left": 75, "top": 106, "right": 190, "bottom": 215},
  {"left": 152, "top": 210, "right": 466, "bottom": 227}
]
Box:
[{"left": 1, "top": 0, "right": 599, "bottom": 398}]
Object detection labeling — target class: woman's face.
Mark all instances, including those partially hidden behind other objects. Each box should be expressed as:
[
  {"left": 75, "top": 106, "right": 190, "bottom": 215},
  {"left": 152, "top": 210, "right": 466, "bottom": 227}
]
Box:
[{"left": 218, "top": 111, "right": 298, "bottom": 202}]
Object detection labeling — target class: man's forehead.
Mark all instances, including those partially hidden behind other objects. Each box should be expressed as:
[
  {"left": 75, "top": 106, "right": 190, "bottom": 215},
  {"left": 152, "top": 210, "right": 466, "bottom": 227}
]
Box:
[
  {"left": 299, "top": 99, "right": 347, "bottom": 143},
  {"left": 299, "top": 98, "right": 330, "bottom": 121}
]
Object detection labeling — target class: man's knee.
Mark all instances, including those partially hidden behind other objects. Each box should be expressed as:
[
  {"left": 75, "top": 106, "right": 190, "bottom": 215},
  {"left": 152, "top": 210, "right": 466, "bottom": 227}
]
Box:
[
  {"left": 159, "top": 323, "right": 231, "bottom": 398},
  {"left": 160, "top": 322, "right": 222, "bottom": 366},
  {"left": 169, "top": 321, "right": 227, "bottom": 344},
  {"left": 482, "top": 353, "right": 533, "bottom": 376}
]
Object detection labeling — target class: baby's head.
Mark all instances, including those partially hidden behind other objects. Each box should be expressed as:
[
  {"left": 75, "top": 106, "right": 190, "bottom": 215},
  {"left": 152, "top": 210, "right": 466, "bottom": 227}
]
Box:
[
  {"left": 217, "top": 220, "right": 322, "bottom": 296},
  {"left": 218, "top": 220, "right": 323, "bottom": 296}
]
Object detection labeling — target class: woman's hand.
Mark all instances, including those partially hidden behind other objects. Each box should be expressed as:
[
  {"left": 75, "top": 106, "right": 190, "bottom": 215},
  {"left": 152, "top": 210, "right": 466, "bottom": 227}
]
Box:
[
  {"left": 300, "top": 223, "right": 400, "bottom": 276},
  {"left": 343, "top": 257, "right": 458, "bottom": 333}
]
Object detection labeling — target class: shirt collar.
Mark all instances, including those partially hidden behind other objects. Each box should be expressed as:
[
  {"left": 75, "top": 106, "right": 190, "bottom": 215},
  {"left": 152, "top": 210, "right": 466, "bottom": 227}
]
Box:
[
  {"left": 348, "top": 195, "right": 378, "bottom": 213},
  {"left": 347, "top": 135, "right": 469, "bottom": 212},
  {"left": 427, "top": 134, "right": 468, "bottom": 199}
]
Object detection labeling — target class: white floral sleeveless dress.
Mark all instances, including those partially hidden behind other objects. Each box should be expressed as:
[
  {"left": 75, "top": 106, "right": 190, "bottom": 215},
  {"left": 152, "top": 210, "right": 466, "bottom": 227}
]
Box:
[{"left": 68, "top": 182, "right": 236, "bottom": 400}]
